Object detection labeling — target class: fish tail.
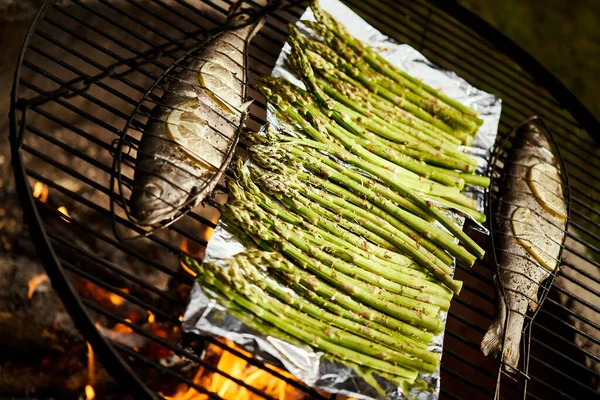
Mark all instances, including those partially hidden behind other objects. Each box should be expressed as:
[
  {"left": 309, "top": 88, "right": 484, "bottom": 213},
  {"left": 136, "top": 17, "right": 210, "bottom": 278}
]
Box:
[
  {"left": 501, "top": 311, "right": 526, "bottom": 371},
  {"left": 481, "top": 312, "right": 505, "bottom": 358},
  {"left": 225, "top": 1, "right": 266, "bottom": 40},
  {"left": 481, "top": 277, "right": 507, "bottom": 358},
  {"left": 481, "top": 285, "right": 527, "bottom": 371},
  {"left": 226, "top": 0, "right": 274, "bottom": 25},
  {"left": 226, "top": 0, "right": 245, "bottom": 20}
]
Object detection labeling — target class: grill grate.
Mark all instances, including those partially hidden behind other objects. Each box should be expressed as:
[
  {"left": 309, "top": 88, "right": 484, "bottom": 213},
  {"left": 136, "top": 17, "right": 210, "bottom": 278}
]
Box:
[
  {"left": 486, "top": 116, "right": 572, "bottom": 399},
  {"left": 109, "top": 1, "right": 288, "bottom": 238},
  {"left": 9, "top": 0, "right": 600, "bottom": 399}
]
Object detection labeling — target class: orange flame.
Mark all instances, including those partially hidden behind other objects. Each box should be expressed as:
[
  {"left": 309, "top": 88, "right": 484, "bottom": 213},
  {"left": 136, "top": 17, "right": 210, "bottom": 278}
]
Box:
[
  {"left": 203, "top": 225, "right": 215, "bottom": 244},
  {"left": 87, "top": 342, "right": 95, "bottom": 385},
  {"left": 58, "top": 206, "right": 70, "bottom": 222},
  {"left": 179, "top": 210, "right": 220, "bottom": 276},
  {"left": 112, "top": 319, "right": 134, "bottom": 334},
  {"left": 148, "top": 311, "right": 156, "bottom": 324},
  {"left": 165, "top": 340, "right": 301, "bottom": 400},
  {"left": 179, "top": 239, "right": 198, "bottom": 277},
  {"left": 86, "top": 341, "right": 96, "bottom": 400},
  {"left": 85, "top": 384, "right": 95, "bottom": 400},
  {"left": 32, "top": 181, "right": 49, "bottom": 203},
  {"left": 28, "top": 274, "right": 49, "bottom": 299},
  {"left": 108, "top": 289, "right": 129, "bottom": 307},
  {"left": 79, "top": 280, "right": 131, "bottom": 310}
]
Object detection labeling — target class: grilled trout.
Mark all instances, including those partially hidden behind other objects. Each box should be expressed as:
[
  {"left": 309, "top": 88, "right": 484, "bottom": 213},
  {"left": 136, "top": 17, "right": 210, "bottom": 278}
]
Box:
[
  {"left": 130, "top": 6, "right": 263, "bottom": 225},
  {"left": 481, "top": 122, "right": 567, "bottom": 370}
]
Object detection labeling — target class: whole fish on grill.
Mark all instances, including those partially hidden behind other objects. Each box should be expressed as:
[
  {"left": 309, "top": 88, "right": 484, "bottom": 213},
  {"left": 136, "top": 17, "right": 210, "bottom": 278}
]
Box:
[
  {"left": 129, "top": 4, "right": 264, "bottom": 226},
  {"left": 481, "top": 122, "right": 567, "bottom": 370}
]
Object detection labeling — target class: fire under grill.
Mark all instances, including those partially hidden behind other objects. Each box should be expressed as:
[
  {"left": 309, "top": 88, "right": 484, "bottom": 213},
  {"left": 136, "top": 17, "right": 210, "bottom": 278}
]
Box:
[{"left": 8, "top": 0, "right": 600, "bottom": 399}]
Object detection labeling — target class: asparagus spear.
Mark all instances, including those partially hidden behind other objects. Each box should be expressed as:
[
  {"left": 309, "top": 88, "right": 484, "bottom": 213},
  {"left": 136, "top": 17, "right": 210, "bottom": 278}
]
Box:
[
  {"left": 426, "top": 194, "right": 487, "bottom": 223},
  {"left": 227, "top": 290, "right": 427, "bottom": 397},
  {"left": 261, "top": 92, "right": 466, "bottom": 204},
  {"left": 248, "top": 156, "right": 453, "bottom": 258},
  {"left": 236, "top": 249, "right": 435, "bottom": 344},
  {"left": 230, "top": 160, "right": 437, "bottom": 277},
  {"left": 286, "top": 23, "right": 332, "bottom": 111},
  {"left": 307, "top": 52, "right": 465, "bottom": 150},
  {"left": 265, "top": 77, "right": 472, "bottom": 188},
  {"left": 256, "top": 173, "right": 460, "bottom": 291},
  {"left": 235, "top": 179, "right": 435, "bottom": 279},
  {"left": 279, "top": 46, "right": 486, "bottom": 184},
  {"left": 228, "top": 186, "right": 462, "bottom": 296},
  {"left": 229, "top": 174, "right": 451, "bottom": 295},
  {"left": 250, "top": 139, "right": 478, "bottom": 268},
  {"left": 294, "top": 33, "right": 462, "bottom": 138},
  {"left": 259, "top": 83, "right": 463, "bottom": 196},
  {"left": 231, "top": 201, "right": 446, "bottom": 316},
  {"left": 312, "top": 153, "right": 486, "bottom": 226},
  {"left": 235, "top": 183, "right": 451, "bottom": 305},
  {"left": 224, "top": 204, "right": 446, "bottom": 331},
  {"left": 294, "top": 24, "right": 478, "bottom": 138},
  {"left": 246, "top": 178, "right": 450, "bottom": 304},
  {"left": 248, "top": 146, "right": 457, "bottom": 275},
  {"left": 190, "top": 257, "right": 420, "bottom": 379},
  {"left": 286, "top": 25, "right": 463, "bottom": 154},
  {"left": 227, "top": 259, "right": 437, "bottom": 373},
  {"left": 235, "top": 253, "right": 441, "bottom": 366},
  {"left": 264, "top": 72, "right": 466, "bottom": 174},
  {"left": 259, "top": 139, "right": 485, "bottom": 259},
  {"left": 254, "top": 167, "right": 460, "bottom": 272},
  {"left": 310, "top": 1, "right": 482, "bottom": 127}
]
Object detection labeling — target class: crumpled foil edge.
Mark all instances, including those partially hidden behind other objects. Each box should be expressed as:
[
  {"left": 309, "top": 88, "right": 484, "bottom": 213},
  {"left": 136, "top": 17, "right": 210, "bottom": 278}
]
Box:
[{"left": 182, "top": 0, "right": 502, "bottom": 398}]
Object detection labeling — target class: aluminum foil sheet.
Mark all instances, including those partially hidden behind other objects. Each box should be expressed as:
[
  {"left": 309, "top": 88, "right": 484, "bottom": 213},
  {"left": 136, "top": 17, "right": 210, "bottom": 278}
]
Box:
[{"left": 182, "top": 0, "right": 502, "bottom": 398}]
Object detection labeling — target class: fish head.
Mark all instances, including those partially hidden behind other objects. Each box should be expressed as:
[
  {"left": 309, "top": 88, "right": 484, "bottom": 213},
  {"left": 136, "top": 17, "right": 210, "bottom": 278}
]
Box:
[
  {"left": 130, "top": 172, "right": 191, "bottom": 226},
  {"left": 520, "top": 123, "right": 555, "bottom": 164}
]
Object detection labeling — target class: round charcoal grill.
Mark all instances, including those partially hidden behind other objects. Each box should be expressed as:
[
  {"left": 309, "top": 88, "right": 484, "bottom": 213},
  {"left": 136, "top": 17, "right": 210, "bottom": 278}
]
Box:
[{"left": 8, "top": 0, "right": 600, "bottom": 399}]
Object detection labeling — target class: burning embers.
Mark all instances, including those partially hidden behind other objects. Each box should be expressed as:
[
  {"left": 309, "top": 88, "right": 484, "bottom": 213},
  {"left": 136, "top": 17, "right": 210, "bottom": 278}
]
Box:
[
  {"left": 32, "top": 180, "right": 70, "bottom": 222},
  {"left": 180, "top": 238, "right": 199, "bottom": 277},
  {"left": 178, "top": 206, "right": 219, "bottom": 277},
  {"left": 82, "top": 280, "right": 306, "bottom": 399},
  {"left": 27, "top": 273, "right": 49, "bottom": 299},
  {"left": 85, "top": 384, "right": 96, "bottom": 400},
  {"left": 32, "top": 181, "right": 49, "bottom": 203},
  {"left": 26, "top": 182, "right": 306, "bottom": 398},
  {"left": 165, "top": 339, "right": 304, "bottom": 400},
  {"left": 86, "top": 342, "right": 96, "bottom": 400}
]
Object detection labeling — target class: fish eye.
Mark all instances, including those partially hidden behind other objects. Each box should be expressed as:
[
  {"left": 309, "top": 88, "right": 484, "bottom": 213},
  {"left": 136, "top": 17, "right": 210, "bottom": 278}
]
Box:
[{"left": 144, "top": 183, "right": 163, "bottom": 199}]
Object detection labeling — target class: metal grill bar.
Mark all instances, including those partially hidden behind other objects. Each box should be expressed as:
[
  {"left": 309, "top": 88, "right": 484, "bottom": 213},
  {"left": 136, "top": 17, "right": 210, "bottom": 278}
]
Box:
[
  {"left": 9, "top": 0, "right": 600, "bottom": 399},
  {"left": 24, "top": 167, "right": 185, "bottom": 258},
  {"left": 394, "top": 2, "right": 562, "bottom": 111},
  {"left": 361, "top": 0, "right": 564, "bottom": 117},
  {"left": 112, "top": 342, "right": 224, "bottom": 400},
  {"left": 51, "top": 233, "right": 186, "bottom": 304},
  {"left": 433, "top": 1, "right": 600, "bottom": 144},
  {"left": 84, "top": 302, "right": 280, "bottom": 400},
  {"left": 352, "top": 0, "right": 600, "bottom": 172}
]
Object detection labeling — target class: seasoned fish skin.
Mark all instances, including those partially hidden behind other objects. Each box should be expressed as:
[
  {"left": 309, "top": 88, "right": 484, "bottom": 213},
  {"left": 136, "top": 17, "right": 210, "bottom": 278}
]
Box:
[
  {"left": 130, "top": 13, "right": 262, "bottom": 226},
  {"left": 481, "top": 122, "right": 567, "bottom": 370}
]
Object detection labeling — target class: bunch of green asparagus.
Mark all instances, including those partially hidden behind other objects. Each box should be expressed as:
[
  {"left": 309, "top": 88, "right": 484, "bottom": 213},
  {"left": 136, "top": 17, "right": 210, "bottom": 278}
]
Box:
[{"left": 184, "top": 1, "right": 490, "bottom": 393}]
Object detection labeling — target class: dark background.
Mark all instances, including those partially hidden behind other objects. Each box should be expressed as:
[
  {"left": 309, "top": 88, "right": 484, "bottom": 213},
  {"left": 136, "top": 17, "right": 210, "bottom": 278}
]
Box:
[
  {"left": 461, "top": 0, "right": 600, "bottom": 119},
  {"left": 0, "top": 0, "right": 598, "bottom": 398},
  {"left": 2, "top": 0, "right": 600, "bottom": 120}
]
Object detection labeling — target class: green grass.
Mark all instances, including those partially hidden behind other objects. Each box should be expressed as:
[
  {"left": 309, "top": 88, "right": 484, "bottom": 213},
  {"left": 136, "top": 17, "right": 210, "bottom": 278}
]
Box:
[
  {"left": 459, "top": 1, "right": 600, "bottom": 264},
  {"left": 460, "top": 0, "right": 600, "bottom": 119}
]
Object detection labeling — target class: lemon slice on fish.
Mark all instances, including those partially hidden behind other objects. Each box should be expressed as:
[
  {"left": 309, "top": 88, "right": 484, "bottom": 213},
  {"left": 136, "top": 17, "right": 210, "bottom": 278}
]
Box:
[
  {"left": 199, "top": 61, "right": 240, "bottom": 114},
  {"left": 528, "top": 162, "right": 567, "bottom": 220},
  {"left": 511, "top": 207, "right": 560, "bottom": 271},
  {"left": 166, "top": 100, "right": 222, "bottom": 170}
]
